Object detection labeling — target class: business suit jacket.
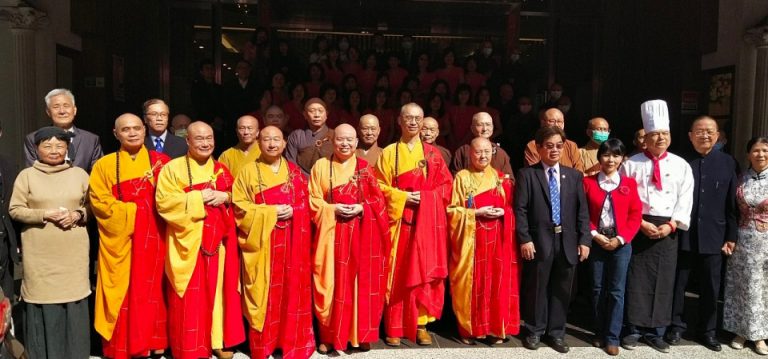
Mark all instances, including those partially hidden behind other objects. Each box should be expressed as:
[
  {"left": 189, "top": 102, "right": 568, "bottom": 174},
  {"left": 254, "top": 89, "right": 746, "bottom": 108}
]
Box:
[
  {"left": 0, "top": 155, "right": 18, "bottom": 298},
  {"left": 680, "top": 150, "right": 739, "bottom": 254},
  {"left": 514, "top": 162, "right": 591, "bottom": 265},
  {"left": 24, "top": 126, "right": 103, "bottom": 173},
  {"left": 144, "top": 131, "right": 188, "bottom": 159}
]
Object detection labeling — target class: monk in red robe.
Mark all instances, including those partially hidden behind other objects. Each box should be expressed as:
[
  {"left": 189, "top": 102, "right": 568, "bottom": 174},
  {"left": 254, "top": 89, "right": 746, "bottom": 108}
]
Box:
[
  {"left": 90, "top": 114, "right": 169, "bottom": 358},
  {"left": 309, "top": 124, "right": 391, "bottom": 353},
  {"left": 374, "top": 103, "right": 453, "bottom": 346},
  {"left": 447, "top": 137, "right": 520, "bottom": 345},
  {"left": 155, "top": 122, "right": 245, "bottom": 359},
  {"left": 232, "top": 125, "right": 315, "bottom": 359}
]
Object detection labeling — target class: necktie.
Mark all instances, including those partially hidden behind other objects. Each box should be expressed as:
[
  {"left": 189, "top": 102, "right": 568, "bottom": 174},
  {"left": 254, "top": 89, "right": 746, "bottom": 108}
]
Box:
[
  {"left": 643, "top": 150, "right": 668, "bottom": 190},
  {"left": 154, "top": 137, "right": 164, "bottom": 152},
  {"left": 548, "top": 167, "right": 561, "bottom": 224}
]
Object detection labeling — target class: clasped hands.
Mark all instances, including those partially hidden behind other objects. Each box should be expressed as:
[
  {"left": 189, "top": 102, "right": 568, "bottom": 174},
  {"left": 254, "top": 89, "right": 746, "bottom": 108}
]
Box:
[
  {"left": 334, "top": 204, "right": 363, "bottom": 218},
  {"left": 520, "top": 242, "right": 590, "bottom": 262},
  {"left": 640, "top": 220, "right": 672, "bottom": 240},
  {"left": 593, "top": 234, "right": 620, "bottom": 251},
  {"left": 475, "top": 206, "right": 504, "bottom": 219},
  {"left": 43, "top": 208, "right": 82, "bottom": 229},
  {"left": 201, "top": 188, "right": 229, "bottom": 207}
]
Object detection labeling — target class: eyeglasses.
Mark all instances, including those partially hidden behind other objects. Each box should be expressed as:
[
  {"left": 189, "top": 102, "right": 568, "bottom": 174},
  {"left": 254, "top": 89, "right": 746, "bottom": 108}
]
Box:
[
  {"left": 692, "top": 130, "right": 717, "bottom": 138},
  {"left": 542, "top": 143, "right": 564, "bottom": 150},
  {"left": 147, "top": 112, "right": 169, "bottom": 118},
  {"left": 402, "top": 115, "right": 423, "bottom": 124}
]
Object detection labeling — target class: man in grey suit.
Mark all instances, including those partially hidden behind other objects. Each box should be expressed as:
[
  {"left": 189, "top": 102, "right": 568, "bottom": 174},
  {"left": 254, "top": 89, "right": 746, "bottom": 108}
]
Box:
[
  {"left": 23, "top": 88, "right": 103, "bottom": 173},
  {"left": 514, "top": 125, "right": 591, "bottom": 353},
  {"left": 142, "top": 99, "right": 188, "bottom": 158}
]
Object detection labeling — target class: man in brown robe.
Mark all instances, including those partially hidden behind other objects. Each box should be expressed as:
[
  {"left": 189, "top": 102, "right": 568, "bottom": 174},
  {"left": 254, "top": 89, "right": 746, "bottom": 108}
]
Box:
[
  {"left": 420, "top": 117, "right": 451, "bottom": 165},
  {"left": 451, "top": 112, "right": 514, "bottom": 181},
  {"left": 285, "top": 98, "right": 334, "bottom": 176},
  {"left": 355, "top": 114, "right": 383, "bottom": 167}
]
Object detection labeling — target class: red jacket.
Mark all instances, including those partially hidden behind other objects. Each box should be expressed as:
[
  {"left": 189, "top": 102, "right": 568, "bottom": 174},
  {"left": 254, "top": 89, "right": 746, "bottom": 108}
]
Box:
[{"left": 583, "top": 173, "right": 643, "bottom": 244}]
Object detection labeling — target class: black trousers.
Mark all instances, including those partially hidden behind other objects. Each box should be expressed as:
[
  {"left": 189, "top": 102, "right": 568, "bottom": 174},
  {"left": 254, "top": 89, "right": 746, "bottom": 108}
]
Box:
[
  {"left": 670, "top": 250, "right": 723, "bottom": 337},
  {"left": 521, "top": 233, "right": 576, "bottom": 339}
]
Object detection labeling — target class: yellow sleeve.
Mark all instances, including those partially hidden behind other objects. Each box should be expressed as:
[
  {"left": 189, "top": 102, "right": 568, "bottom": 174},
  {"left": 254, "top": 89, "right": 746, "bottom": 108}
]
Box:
[
  {"left": 374, "top": 146, "right": 408, "bottom": 221},
  {"left": 231, "top": 163, "right": 276, "bottom": 331},
  {"left": 308, "top": 159, "right": 336, "bottom": 326},
  {"left": 446, "top": 172, "right": 475, "bottom": 335},
  {"left": 155, "top": 159, "right": 206, "bottom": 296},
  {"left": 88, "top": 157, "right": 135, "bottom": 340}
]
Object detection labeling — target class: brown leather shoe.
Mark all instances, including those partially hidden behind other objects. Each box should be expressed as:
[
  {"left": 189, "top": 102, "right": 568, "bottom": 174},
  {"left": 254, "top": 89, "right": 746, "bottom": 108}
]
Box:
[
  {"left": 213, "top": 349, "right": 234, "bottom": 359},
  {"left": 359, "top": 342, "right": 371, "bottom": 351},
  {"left": 385, "top": 337, "right": 401, "bottom": 346},
  {"left": 317, "top": 343, "right": 333, "bottom": 354},
  {"left": 416, "top": 328, "right": 433, "bottom": 345},
  {"left": 605, "top": 345, "right": 620, "bottom": 356}
]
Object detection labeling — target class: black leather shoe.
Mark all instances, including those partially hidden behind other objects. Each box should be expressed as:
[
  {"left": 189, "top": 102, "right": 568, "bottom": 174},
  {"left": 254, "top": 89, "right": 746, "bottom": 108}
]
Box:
[
  {"left": 643, "top": 335, "right": 670, "bottom": 353},
  {"left": 591, "top": 336, "right": 604, "bottom": 348},
  {"left": 523, "top": 335, "right": 540, "bottom": 350},
  {"left": 621, "top": 334, "right": 639, "bottom": 350},
  {"left": 665, "top": 330, "right": 682, "bottom": 345},
  {"left": 549, "top": 338, "right": 570, "bottom": 353},
  {"left": 699, "top": 335, "right": 722, "bottom": 352}
]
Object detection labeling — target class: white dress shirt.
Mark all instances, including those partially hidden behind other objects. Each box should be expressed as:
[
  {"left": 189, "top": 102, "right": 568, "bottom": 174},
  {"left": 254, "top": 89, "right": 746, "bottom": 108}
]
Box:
[
  {"left": 542, "top": 162, "right": 561, "bottom": 191},
  {"left": 620, "top": 151, "right": 694, "bottom": 230},
  {"left": 590, "top": 171, "right": 626, "bottom": 244}
]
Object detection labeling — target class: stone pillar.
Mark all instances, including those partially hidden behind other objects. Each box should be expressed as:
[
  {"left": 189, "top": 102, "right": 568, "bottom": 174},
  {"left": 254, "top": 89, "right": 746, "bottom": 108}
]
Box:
[
  {"left": 747, "top": 24, "right": 768, "bottom": 136},
  {"left": 0, "top": 2, "right": 48, "bottom": 167}
]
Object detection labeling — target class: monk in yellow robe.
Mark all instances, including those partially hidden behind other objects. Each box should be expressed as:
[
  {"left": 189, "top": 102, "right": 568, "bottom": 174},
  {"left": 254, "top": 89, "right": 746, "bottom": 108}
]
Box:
[
  {"left": 218, "top": 114, "right": 261, "bottom": 177},
  {"left": 90, "top": 114, "right": 169, "bottom": 358},
  {"left": 155, "top": 122, "right": 245, "bottom": 359},
  {"left": 309, "top": 124, "right": 390, "bottom": 354},
  {"left": 232, "top": 126, "right": 315, "bottom": 359},
  {"left": 375, "top": 103, "right": 453, "bottom": 346},
  {"left": 447, "top": 137, "right": 520, "bottom": 345}
]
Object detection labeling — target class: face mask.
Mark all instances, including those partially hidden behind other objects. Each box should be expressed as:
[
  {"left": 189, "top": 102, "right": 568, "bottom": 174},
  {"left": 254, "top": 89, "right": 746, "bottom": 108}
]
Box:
[
  {"left": 558, "top": 105, "right": 571, "bottom": 113},
  {"left": 174, "top": 129, "right": 187, "bottom": 138},
  {"left": 402, "top": 41, "right": 413, "bottom": 50},
  {"left": 713, "top": 142, "right": 725, "bottom": 151},
  {"left": 339, "top": 41, "right": 349, "bottom": 51},
  {"left": 519, "top": 104, "right": 532, "bottom": 114},
  {"left": 481, "top": 48, "right": 492, "bottom": 56},
  {"left": 550, "top": 90, "right": 562, "bottom": 100},
  {"left": 510, "top": 54, "right": 520, "bottom": 62},
  {"left": 592, "top": 130, "right": 609, "bottom": 144}
]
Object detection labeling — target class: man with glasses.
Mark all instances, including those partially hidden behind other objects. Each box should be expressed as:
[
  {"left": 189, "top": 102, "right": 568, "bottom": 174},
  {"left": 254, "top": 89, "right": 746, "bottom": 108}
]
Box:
[
  {"left": 218, "top": 115, "right": 261, "bottom": 177},
  {"left": 514, "top": 125, "right": 591, "bottom": 353},
  {"left": 374, "top": 103, "right": 453, "bottom": 347},
  {"left": 620, "top": 100, "right": 694, "bottom": 353},
  {"left": 142, "top": 99, "right": 188, "bottom": 158},
  {"left": 523, "top": 108, "right": 584, "bottom": 172},
  {"left": 579, "top": 117, "right": 611, "bottom": 176},
  {"left": 665, "top": 116, "right": 738, "bottom": 352}
]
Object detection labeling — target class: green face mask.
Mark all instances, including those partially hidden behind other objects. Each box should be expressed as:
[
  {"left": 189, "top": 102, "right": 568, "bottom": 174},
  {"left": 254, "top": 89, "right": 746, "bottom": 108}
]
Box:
[{"left": 592, "top": 130, "right": 610, "bottom": 144}]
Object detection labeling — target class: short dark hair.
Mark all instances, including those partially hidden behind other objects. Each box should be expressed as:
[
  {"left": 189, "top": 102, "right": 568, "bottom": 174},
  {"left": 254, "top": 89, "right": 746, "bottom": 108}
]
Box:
[
  {"left": 535, "top": 126, "right": 566, "bottom": 146},
  {"left": 142, "top": 98, "right": 167, "bottom": 116},
  {"left": 690, "top": 115, "right": 719, "bottom": 131},
  {"left": 33, "top": 126, "right": 74, "bottom": 146},
  {"left": 597, "top": 138, "right": 626, "bottom": 158},
  {"left": 746, "top": 136, "right": 768, "bottom": 153}
]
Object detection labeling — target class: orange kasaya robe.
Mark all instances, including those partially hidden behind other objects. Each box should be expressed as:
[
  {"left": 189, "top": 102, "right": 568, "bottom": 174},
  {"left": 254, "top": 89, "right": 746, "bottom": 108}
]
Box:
[
  {"left": 155, "top": 157, "right": 245, "bottom": 359},
  {"left": 447, "top": 166, "right": 520, "bottom": 339},
  {"left": 233, "top": 158, "right": 315, "bottom": 359},
  {"left": 309, "top": 156, "right": 391, "bottom": 349},
  {"left": 374, "top": 138, "right": 453, "bottom": 341},
  {"left": 90, "top": 148, "right": 169, "bottom": 358}
]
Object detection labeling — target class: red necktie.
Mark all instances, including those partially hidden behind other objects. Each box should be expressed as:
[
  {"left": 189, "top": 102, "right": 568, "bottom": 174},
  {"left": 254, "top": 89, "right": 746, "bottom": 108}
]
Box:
[{"left": 644, "top": 150, "right": 668, "bottom": 190}]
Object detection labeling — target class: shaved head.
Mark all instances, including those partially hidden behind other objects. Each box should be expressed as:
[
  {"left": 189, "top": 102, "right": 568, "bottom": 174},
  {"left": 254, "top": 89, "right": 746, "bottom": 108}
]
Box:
[
  {"left": 187, "top": 121, "right": 212, "bottom": 138},
  {"left": 540, "top": 108, "right": 565, "bottom": 129},
  {"left": 186, "top": 121, "right": 215, "bottom": 163},
  {"left": 471, "top": 112, "right": 493, "bottom": 138},
  {"left": 114, "top": 113, "right": 145, "bottom": 153},
  {"left": 260, "top": 125, "right": 283, "bottom": 139},
  {"left": 469, "top": 136, "right": 493, "bottom": 171},
  {"left": 334, "top": 123, "right": 357, "bottom": 140},
  {"left": 420, "top": 117, "right": 440, "bottom": 144},
  {"left": 259, "top": 125, "right": 286, "bottom": 163},
  {"left": 358, "top": 114, "right": 380, "bottom": 146},
  {"left": 359, "top": 114, "right": 380, "bottom": 128},
  {"left": 471, "top": 136, "right": 492, "bottom": 149},
  {"left": 115, "top": 113, "right": 142, "bottom": 129},
  {"left": 333, "top": 123, "right": 358, "bottom": 160}
]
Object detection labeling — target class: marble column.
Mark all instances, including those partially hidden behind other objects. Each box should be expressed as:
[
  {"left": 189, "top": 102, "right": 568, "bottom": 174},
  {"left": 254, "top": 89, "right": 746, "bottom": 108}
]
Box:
[
  {"left": 0, "top": 3, "right": 48, "bottom": 167},
  {"left": 747, "top": 24, "right": 768, "bottom": 136}
]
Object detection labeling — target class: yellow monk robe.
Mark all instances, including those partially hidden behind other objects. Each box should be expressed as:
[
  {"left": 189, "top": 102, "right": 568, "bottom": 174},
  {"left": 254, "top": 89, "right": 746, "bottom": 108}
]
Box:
[
  {"left": 90, "top": 147, "right": 169, "bottom": 358},
  {"left": 309, "top": 156, "right": 390, "bottom": 349},
  {"left": 233, "top": 158, "right": 315, "bottom": 359},
  {"left": 374, "top": 139, "right": 452, "bottom": 341},
  {"left": 447, "top": 166, "right": 520, "bottom": 339},
  {"left": 218, "top": 144, "right": 261, "bottom": 178},
  {"left": 155, "top": 156, "right": 244, "bottom": 359}
]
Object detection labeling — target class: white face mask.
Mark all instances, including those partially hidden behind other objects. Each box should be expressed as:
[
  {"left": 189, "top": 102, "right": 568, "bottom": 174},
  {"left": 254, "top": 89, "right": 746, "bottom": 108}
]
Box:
[
  {"left": 481, "top": 48, "right": 493, "bottom": 56},
  {"left": 174, "top": 129, "right": 187, "bottom": 138},
  {"left": 550, "top": 90, "right": 562, "bottom": 100}
]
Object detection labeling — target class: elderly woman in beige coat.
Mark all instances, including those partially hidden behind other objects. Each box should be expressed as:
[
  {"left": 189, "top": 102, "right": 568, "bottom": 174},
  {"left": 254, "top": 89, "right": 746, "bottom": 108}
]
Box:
[{"left": 9, "top": 126, "right": 91, "bottom": 359}]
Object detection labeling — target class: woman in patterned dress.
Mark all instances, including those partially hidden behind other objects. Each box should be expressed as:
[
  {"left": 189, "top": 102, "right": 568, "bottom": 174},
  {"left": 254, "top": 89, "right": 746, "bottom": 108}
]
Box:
[{"left": 723, "top": 136, "right": 768, "bottom": 355}]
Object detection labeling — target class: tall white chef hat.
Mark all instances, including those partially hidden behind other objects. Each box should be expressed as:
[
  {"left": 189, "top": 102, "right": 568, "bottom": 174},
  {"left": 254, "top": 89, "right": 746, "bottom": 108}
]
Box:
[{"left": 640, "top": 99, "right": 670, "bottom": 133}]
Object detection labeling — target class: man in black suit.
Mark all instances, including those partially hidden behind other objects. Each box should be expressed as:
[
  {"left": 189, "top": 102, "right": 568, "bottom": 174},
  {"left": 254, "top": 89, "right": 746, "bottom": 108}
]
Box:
[
  {"left": 23, "top": 88, "right": 103, "bottom": 173},
  {"left": 142, "top": 99, "right": 188, "bottom": 158},
  {"left": 0, "top": 121, "right": 18, "bottom": 300},
  {"left": 514, "top": 125, "right": 591, "bottom": 353},
  {"left": 666, "top": 116, "right": 738, "bottom": 351}
]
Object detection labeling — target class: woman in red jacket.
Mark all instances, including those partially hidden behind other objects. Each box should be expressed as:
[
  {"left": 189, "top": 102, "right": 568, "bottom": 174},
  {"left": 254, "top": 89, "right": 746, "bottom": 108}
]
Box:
[{"left": 583, "top": 138, "right": 642, "bottom": 356}]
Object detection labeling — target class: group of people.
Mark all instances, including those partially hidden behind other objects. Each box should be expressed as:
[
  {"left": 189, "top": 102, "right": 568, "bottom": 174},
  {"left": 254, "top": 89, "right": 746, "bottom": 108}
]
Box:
[{"left": 0, "top": 86, "right": 767, "bottom": 359}]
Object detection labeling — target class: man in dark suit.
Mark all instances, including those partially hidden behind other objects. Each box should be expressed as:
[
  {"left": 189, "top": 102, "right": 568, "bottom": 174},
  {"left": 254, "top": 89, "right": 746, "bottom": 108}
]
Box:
[
  {"left": 23, "top": 88, "right": 103, "bottom": 173},
  {"left": 142, "top": 99, "right": 188, "bottom": 158},
  {"left": 514, "top": 125, "right": 591, "bottom": 353},
  {"left": 666, "top": 116, "right": 738, "bottom": 351},
  {"left": 0, "top": 121, "right": 19, "bottom": 300}
]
